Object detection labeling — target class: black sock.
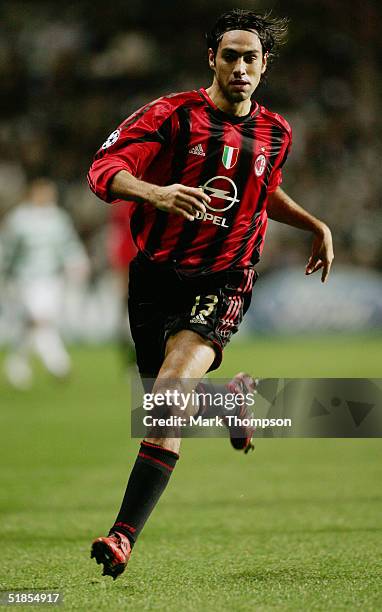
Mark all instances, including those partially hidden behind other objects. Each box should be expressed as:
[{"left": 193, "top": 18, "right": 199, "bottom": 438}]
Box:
[{"left": 109, "top": 441, "right": 179, "bottom": 547}]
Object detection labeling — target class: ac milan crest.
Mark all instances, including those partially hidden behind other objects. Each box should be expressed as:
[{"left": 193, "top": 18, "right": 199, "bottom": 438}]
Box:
[{"left": 254, "top": 154, "right": 267, "bottom": 177}]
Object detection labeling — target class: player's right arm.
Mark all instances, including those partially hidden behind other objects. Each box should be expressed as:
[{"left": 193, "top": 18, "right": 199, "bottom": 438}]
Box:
[
  {"left": 87, "top": 99, "right": 209, "bottom": 221},
  {"left": 108, "top": 170, "right": 209, "bottom": 223}
]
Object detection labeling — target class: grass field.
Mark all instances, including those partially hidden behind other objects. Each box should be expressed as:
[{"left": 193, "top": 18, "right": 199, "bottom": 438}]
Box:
[{"left": 1, "top": 335, "right": 382, "bottom": 611}]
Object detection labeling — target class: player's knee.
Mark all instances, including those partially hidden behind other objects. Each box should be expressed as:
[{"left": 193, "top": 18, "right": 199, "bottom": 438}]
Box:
[{"left": 151, "top": 380, "right": 197, "bottom": 420}]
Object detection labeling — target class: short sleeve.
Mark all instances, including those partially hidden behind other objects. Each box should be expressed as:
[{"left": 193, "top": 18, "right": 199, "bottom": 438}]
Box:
[
  {"left": 267, "top": 168, "right": 283, "bottom": 193},
  {"left": 267, "top": 124, "right": 292, "bottom": 194}
]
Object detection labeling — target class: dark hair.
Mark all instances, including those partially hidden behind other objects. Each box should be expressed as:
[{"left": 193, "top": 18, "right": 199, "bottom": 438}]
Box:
[{"left": 206, "top": 8, "right": 288, "bottom": 65}]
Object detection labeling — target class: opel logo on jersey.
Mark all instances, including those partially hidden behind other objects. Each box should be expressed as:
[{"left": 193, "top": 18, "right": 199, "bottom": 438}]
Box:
[
  {"left": 101, "top": 129, "right": 121, "bottom": 150},
  {"left": 200, "top": 176, "right": 240, "bottom": 212},
  {"left": 254, "top": 154, "right": 267, "bottom": 177}
]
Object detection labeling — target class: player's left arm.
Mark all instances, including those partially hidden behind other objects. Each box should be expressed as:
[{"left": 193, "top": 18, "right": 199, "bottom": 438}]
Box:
[{"left": 267, "top": 186, "right": 334, "bottom": 283}]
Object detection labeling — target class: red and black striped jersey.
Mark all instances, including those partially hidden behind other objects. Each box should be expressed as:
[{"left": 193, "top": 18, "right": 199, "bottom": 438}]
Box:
[{"left": 88, "top": 88, "right": 291, "bottom": 275}]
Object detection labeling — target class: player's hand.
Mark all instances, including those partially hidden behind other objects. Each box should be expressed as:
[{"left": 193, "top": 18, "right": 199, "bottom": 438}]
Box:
[
  {"left": 305, "top": 224, "right": 334, "bottom": 283},
  {"left": 149, "top": 184, "right": 210, "bottom": 221}
]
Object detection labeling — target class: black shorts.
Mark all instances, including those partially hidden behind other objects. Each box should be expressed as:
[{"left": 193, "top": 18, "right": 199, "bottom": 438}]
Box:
[{"left": 128, "top": 253, "right": 257, "bottom": 376}]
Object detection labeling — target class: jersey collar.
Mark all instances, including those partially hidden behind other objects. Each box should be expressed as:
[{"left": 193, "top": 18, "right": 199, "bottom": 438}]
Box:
[{"left": 198, "top": 88, "right": 259, "bottom": 123}]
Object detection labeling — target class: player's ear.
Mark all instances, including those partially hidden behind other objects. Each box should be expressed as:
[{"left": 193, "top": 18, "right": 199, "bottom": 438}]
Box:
[
  {"left": 208, "top": 48, "right": 216, "bottom": 70},
  {"left": 261, "top": 51, "right": 268, "bottom": 74}
]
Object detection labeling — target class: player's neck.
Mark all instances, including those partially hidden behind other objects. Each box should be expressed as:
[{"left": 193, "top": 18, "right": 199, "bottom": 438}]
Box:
[{"left": 205, "top": 84, "right": 252, "bottom": 117}]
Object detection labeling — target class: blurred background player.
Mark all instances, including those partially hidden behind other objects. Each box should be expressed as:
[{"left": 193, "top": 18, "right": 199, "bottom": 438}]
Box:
[
  {"left": 107, "top": 203, "right": 137, "bottom": 368},
  {"left": 1, "top": 178, "right": 89, "bottom": 388}
]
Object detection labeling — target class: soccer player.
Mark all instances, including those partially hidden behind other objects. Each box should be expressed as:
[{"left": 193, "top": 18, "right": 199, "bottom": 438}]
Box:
[
  {"left": 1, "top": 178, "right": 89, "bottom": 388},
  {"left": 88, "top": 9, "right": 333, "bottom": 579}
]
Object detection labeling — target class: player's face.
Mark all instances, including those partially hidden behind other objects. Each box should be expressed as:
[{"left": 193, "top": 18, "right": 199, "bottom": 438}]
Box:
[
  {"left": 209, "top": 30, "right": 267, "bottom": 104},
  {"left": 30, "top": 182, "right": 58, "bottom": 206}
]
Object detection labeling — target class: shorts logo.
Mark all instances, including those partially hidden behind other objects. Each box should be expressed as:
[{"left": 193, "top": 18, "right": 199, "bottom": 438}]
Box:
[
  {"left": 190, "top": 294, "right": 218, "bottom": 324},
  {"left": 254, "top": 154, "right": 267, "bottom": 177},
  {"left": 101, "top": 129, "right": 121, "bottom": 149},
  {"left": 190, "top": 313, "right": 208, "bottom": 325},
  {"left": 222, "top": 145, "right": 239, "bottom": 169},
  {"left": 200, "top": 176, "right": 239, "bottom": 213}
]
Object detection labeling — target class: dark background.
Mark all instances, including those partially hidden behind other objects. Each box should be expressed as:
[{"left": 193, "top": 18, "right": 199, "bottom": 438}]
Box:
[{"left": 1, "top": 0, "right": 381, "bottom": 273}]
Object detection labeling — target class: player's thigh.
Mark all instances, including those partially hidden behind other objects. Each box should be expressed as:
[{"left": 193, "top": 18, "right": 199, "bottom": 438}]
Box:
[
  {"left": 128, "top": 257, "right": 175, "bottom": 378},
  {"left": 146, "top": 330, "right": 214, "bottom": 447},
  {"left": 19, "top": 279, "right": 63, "bottom": 324},
  {"left": 128, "top": 296, "right": 164, "bottom": 378},
  {"left": 158, "top": 329, "right": 215, "bottom": 380}
]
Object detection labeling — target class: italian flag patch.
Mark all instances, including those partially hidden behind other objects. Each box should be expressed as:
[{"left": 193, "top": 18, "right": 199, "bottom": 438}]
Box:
[{"left": 222, "top": 145, "right": 239, "bottom": 169}]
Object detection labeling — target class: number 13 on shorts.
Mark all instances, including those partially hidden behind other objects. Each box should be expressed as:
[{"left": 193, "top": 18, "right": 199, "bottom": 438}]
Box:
[{"left": 190, "top": 294, "right": 219, "bottom": 318}]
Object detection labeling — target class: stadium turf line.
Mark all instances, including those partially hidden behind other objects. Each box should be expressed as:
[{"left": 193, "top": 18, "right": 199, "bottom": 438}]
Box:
[{"left": 1, "top": 337, "right": 381, "bottom": 610}]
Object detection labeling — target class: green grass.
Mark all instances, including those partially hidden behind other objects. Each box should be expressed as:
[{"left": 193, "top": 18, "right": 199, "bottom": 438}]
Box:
[{"left": 1, "top": 336, "right": 382, "bottom": 610}]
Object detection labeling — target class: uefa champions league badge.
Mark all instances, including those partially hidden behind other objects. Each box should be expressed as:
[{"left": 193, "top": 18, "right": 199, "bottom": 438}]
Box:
[
  {"left": 101, "top": 128, "right": 121, "bottom": 149},
  {"left": 254, "top": 153, "right": 267, "bottom": 177}
]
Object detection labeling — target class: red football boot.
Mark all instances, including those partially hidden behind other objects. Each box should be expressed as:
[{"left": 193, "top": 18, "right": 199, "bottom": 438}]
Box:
[
  {"left": 91, "top": 531, "right": 131, "bottom": 580},
  {"left": 224, "top": 372, "right": 258, "bottom": 453}
]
